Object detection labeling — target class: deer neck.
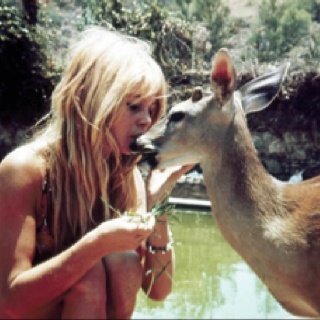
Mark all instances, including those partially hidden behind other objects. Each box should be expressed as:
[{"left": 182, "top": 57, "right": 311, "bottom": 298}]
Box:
[{"left": 201, "top": 109, "right": 280, "bottom": 226}]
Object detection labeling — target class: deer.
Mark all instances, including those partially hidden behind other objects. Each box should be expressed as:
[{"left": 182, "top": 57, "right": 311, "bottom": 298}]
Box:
[{"left": 131, "top": 48, "right": 320, "bottom": 318}]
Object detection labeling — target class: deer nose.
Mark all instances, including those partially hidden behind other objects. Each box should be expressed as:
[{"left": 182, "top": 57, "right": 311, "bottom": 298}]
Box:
[
  {"left": 129, "top": 136, "right": 157, "bottom": 154},
  {"left": 129, "top": 139, "right": 141, "bottom": 153}
]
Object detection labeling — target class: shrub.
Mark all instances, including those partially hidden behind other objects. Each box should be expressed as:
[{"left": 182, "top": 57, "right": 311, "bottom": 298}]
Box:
[
  {"left": 79, "top": 0, "right": 192, "bottom": 77},
  {"left": 249, "top": 0, "right": 311, "bottom": 62},
  {"left": 190, "top": 0, "right": 231, "bottom": 56},
  {"left": 298, "top": 0, "right": 320, "bottom": 23}
]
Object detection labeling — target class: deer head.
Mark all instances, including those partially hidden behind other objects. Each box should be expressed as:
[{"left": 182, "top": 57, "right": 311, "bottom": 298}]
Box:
[{"left": 131, "top": 48, "right": 289, "bottom": 170}]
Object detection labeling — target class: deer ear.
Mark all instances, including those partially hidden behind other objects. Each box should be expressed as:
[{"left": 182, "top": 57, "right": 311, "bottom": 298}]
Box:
[
  {"left": 191, "top": 86, "right": 203, "bottom": 102},
  {"left": 240, "top": 63, "right": 289, "bottom": 115},
  {"left": 211, "top": 48, "right": 236, "bottom": 106}
]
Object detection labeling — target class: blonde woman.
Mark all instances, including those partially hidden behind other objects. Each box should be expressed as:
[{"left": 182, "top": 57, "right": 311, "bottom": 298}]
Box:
[{"left": 0, "top": 26, "right": 191, "bottom": 319}]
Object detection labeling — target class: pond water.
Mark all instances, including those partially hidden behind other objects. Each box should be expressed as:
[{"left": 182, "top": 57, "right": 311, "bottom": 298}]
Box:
[{"left": 133, "top": 211, "right": 303, "bottom": 319}]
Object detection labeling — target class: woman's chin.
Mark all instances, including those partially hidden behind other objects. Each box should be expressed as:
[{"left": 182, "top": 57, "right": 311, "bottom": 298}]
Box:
[{"left": 120, "top": 148, "right": 131, "bottom": 156}]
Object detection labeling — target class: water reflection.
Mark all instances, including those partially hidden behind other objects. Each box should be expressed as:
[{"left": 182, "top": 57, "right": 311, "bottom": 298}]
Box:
[{"left": 133, "top": 211, "right": 302, "bottom": 319}]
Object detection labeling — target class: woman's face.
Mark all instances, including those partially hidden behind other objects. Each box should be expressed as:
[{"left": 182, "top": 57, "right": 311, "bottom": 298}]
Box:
[{"left": 110, "top": 95, "right": 158, "bottom": 155}]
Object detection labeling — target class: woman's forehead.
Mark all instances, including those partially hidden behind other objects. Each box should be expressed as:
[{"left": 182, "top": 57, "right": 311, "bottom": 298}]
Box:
[{"left": 127, "top": 93, "right": 158, "bottom": 103}]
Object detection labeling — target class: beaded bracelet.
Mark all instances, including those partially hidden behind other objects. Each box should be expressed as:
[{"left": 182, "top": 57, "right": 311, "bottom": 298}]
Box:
[{"left": 146, "top": 239, "right": 173, "bottom": 254}]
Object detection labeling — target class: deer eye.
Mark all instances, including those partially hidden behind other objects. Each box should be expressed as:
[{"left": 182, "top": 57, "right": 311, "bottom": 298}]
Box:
[{"left": 169, "top": 111, "right": 185, "bottom": 123}]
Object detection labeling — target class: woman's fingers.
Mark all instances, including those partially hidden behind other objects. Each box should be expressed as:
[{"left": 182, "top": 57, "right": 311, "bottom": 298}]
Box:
[
  {"left": 126, "top": 214, "right": 155, "bottom": 233},
  {"left": 146, "top": 164, "right": 197, "bottom": 207}
]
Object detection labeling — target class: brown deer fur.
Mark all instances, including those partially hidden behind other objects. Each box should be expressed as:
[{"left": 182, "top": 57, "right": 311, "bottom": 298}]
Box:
[{"left": 132, "top": 49, "right": 320, "bottom": 317}]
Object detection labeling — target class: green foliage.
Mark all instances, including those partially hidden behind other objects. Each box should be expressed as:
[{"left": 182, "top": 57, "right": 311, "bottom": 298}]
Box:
[
  {"left": 79, "top": 0, "right": 166, "bottom": 40},
  {"left": 189, "top": 0, "right": 231, "bottom": 55},
  {"left": 174, "top": 0, "right": 192, "bottom": 20},
  {"left": 79, "top": 0, "right": 192, "bottom": 77},
  {"left": 280, "top": 5, "right": 311, "bottom": 52},
  {"left": 304, "top": 29, "right": 320, "bottom": 64},
  {"left": 297, "top": 0, "right": 320, "bottom": 23},
  {"left": 249, "top": 0, "right": 311, "bottom": 62},
  {"left": 0, "top": 5, "right": 57, "bottom": 124},
  {"left": 158, "top": 17, "right": 193, "bottom": 76},
  {"left": 79, "top": 0, "right": 231, "bottom": 76}
]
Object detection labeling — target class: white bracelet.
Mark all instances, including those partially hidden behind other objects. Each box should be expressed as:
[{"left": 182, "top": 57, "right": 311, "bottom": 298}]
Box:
[{"left": 146, "top": 239, "right": 173, "bottom": 254}]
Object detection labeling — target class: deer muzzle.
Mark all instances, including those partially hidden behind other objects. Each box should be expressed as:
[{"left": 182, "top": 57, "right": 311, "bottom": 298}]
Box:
[{"left": 130, "top": 137, "right": 159, "bottom": 168}]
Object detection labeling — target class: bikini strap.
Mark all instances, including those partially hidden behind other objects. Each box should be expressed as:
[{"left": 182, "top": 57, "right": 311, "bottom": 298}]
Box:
[
  {"left": 37, "top": 169, "right": 51, "bottom": 230},
  {"left": 34, "top": 169, "right": 54, "bottom": 264}
]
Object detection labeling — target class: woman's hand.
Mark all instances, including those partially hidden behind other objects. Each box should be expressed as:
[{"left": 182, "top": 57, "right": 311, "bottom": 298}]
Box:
[
  {"left": 99, "top": 214, "right": 155, "bottom": 253},
  {"left": 145, "top": 164, "right": 195, "bottom": 210}
]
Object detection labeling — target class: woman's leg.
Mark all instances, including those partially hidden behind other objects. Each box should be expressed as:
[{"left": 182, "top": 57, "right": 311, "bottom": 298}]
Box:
[
  {"left": 23, "top": 299, "right": 63, "bottom": 320},
  {"left": 24, "top": 252, "right": 141, "bottom": 320},
  {"left": 103, "top": 250, "right": 143, "bottom": 319},
  {"left": 61, "top": 260, "right": 107, "bottom": 319}
]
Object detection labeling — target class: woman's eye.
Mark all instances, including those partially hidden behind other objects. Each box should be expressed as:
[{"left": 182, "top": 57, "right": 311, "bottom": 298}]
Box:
[
  {"left": 128, "top": 104, "right": 141, "bottom": 112},
  {"left": 128, "top": 103, "right": 156, "bottom": 118}
]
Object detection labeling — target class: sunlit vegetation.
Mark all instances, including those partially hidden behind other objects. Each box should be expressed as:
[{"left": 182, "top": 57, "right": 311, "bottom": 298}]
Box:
[{"left": 1, "top": 0, "right": 320, "bottom": 124}]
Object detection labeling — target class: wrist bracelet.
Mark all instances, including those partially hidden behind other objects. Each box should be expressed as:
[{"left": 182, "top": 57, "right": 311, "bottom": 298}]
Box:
[{"left": 146, "top": 239, "right": 173, "bottom": 254}]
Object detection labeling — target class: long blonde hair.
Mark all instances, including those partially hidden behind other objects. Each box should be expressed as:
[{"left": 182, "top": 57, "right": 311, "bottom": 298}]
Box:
[{"left": 33, "top": 26, "right": 166, "bottom": 251}]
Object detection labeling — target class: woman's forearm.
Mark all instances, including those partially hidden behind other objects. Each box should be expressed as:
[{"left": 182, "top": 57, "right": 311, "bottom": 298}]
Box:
[
  {"left": 2, "top": 228, "right": 106, "bottom": 317},
  {"left": 142, "top": 216, "right": 174, "bottom": 300},
  {"left": 2, "top": 214, "right": 153, "bottom": 317}
]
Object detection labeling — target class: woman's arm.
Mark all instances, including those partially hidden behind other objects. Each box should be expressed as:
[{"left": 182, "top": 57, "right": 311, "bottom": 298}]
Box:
[
  {"left": 0, "top": 151, "right": 154, "bottom": 318},
  {"left": 145, "top": 165, "right": 195, "bottom": 211},
  {"left": 137, "top": 166, "right": 188, "bottom": 300},
  {"left": 142, "top": 215, "right": 174, "bottom": 300}
]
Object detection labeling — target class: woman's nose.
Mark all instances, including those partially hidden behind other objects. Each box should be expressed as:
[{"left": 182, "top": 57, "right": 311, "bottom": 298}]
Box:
[{"left": 138, "top": 110, "right": 152, "bottom": 129}]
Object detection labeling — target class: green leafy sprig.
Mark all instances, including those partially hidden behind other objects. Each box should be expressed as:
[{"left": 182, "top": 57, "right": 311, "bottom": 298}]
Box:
[
  {"left": 100, "top": 196, "right": 176, "bottom": 220},
  {"left": 150, "top": 196, "right": 175, "bottom": 219}
]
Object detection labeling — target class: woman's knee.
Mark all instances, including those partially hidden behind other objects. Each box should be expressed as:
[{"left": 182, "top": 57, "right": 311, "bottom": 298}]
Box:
[
  {"left": 104, "top": 250, "right": 143, "bottom": 290},
  {"left": 64, "top": 260, "right": 107, "bottom": 305},
  {"left": 104, "top": 251, "right": 143, "bottom": 319}
]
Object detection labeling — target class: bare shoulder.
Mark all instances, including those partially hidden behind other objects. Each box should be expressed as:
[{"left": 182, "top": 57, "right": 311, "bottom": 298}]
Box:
[
  {"left": 0, "top": 144, "right": 46, "bottom": 212},
  {"left": 0, "top": 145, "right": 47, "bottom": 283},
  {"left": 0, "top": 144, "right": 45, "bottom": 175}
]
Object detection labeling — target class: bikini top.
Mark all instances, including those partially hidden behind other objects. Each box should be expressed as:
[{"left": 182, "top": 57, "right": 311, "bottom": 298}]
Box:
[{"left": 34, "top": 170, "right": 55, "bottom": 264}]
